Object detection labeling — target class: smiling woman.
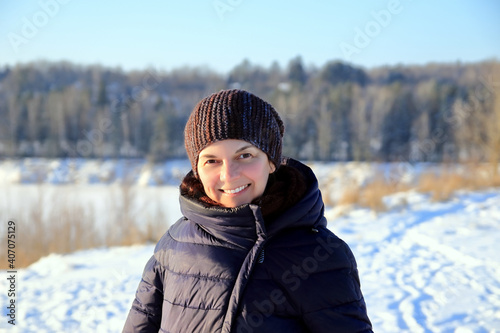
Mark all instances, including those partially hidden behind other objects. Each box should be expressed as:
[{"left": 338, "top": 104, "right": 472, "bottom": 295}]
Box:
[{"left": 123, "top": 89, "right": 373, "bottom": 333}]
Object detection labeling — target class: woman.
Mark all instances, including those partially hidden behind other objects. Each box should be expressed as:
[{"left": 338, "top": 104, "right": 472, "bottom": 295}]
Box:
[{"left": 123, "top": 89, "right": 373, "bottom": 332}]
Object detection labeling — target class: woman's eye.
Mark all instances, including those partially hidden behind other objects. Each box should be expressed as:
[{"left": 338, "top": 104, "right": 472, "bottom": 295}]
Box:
[
  {"left": 205, "top": 159, "right": 217, "bottom": 164},
  {"left": 239, "top": 153, "right": 252, "bottom": 159}
]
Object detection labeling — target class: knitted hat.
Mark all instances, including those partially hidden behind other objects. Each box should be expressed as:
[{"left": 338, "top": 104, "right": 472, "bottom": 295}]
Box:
[{"left": 184, "top": 89, "right": 284, "bottom": 176}]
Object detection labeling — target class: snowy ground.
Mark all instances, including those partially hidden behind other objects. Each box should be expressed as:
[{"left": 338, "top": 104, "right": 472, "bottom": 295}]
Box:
[
  {"left": 328, "top": 190, "right": 500, "bottom": 333},
  {"left": 1, "top": 160, "right": 499, "bottom": 332}
]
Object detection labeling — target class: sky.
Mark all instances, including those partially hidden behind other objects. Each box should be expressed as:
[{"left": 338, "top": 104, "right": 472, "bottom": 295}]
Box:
[{"left": 1, "top": 0, "right": 499, "bottom": 74}]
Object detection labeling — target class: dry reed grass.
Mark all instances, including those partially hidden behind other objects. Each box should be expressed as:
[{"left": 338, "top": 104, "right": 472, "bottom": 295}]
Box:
[
  {"left": 337, "top": 184, "right": 360, "bottom": 207},
  {"left": 338, "top": 177, "right": 409, "bottom": 212},
  {"left": 324, "top": 163, "right": 500, "bottom": 210},
  {"left": 0, "top": 184, "right": 169, "bottom": 269},
  {"left": 417, "top": 164, "right": 500, "bottom": 201},
  {"left": 360, "top": 177, "right": 402, "bottom": 211}
]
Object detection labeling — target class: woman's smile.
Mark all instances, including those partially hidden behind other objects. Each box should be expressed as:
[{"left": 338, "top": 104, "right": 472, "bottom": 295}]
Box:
[{"left": 220, "top": 184, "right": 250, "bottom": 194}]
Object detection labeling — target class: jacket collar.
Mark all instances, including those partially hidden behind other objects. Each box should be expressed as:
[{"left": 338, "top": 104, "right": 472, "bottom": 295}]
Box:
[
  {"left": 179, "top": 158, "right": 326, "bottom": 245},
  {"left": 180, "top": 195, "right": 264, "bottom": 249},
  {"left": 265, "top": 158, "right": 327, "bottom": 236}
]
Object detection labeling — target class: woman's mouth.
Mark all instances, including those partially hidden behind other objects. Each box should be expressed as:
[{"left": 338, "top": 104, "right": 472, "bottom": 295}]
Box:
[{"left": 221, "top": 184, "right": 249, "bottom": 194}]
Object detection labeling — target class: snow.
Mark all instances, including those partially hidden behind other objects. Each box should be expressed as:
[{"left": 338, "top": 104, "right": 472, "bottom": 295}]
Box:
[
  {"left": 1, "top": 160, "right": 500, "bottom": 332},
  {"left": 0, "top": 158, "right": 192, "bottom": 186},
  {"left": 328, "top": 190, "right": 500, "bottom": 332},
  {"left": 1, "top": 245, "right": 154, "bottom": 332}
]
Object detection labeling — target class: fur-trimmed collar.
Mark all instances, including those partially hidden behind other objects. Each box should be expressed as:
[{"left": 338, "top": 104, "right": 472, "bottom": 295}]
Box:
[{"left": 179, "top": 164, "right": 308, "bottom": 222}]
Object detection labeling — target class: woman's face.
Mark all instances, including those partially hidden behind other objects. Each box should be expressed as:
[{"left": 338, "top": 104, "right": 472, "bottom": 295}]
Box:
[{"left": 197, "top": 139, "right": 276, "bottom": 208}]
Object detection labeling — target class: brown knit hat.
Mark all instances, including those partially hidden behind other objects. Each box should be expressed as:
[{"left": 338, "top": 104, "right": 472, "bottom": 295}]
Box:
[{"left": 184, "top": 89, "right": 284, "bottom": 176}]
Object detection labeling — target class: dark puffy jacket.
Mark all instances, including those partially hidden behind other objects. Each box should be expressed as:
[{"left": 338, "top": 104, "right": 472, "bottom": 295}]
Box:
[{"left": 123, "top": 159, "right": 372, "bottom": 333}]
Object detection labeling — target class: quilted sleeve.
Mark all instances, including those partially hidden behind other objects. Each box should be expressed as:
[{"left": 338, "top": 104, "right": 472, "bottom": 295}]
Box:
[
  {"left": 299, "top": 230, "right": 373, "bottom": 332},
  {"left": 122, "top": 255, "right": 164, "bottom": 333}
]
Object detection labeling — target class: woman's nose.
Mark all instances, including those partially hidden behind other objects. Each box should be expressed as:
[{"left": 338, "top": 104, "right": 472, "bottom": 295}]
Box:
[{"left": 220, "top": 161, "right": 239, "bottom": 182}]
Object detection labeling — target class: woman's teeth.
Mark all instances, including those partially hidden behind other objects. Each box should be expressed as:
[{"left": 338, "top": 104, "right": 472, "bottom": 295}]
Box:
[{"left": 223, "top": 185, "right": 248, "bottom": 194}]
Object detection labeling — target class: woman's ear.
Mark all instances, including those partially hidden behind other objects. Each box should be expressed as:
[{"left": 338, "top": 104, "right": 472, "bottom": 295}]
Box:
[{"left": 269, "top": 161, "right": 276, "bottom": 173}]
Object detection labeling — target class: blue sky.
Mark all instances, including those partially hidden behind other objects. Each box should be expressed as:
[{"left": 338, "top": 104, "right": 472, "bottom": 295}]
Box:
[{"left": 1, "top": 0, "right": 499, "bottom": 73}]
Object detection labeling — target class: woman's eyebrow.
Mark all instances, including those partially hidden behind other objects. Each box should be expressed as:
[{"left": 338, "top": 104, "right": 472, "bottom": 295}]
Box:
[
  {"left": 199, "top": 153, "right": 217, "bottom": 159},
  {"left": 199, "top": 145, "right": 256, "bottom": 160},
  {"left": 235, "top": 145, "right": 255, "bottom": 153}
]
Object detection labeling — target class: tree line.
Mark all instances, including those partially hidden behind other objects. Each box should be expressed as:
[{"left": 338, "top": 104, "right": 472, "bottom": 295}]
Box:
[{"left": 0, "top": 58, "right": 499, "bottom": 167}]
